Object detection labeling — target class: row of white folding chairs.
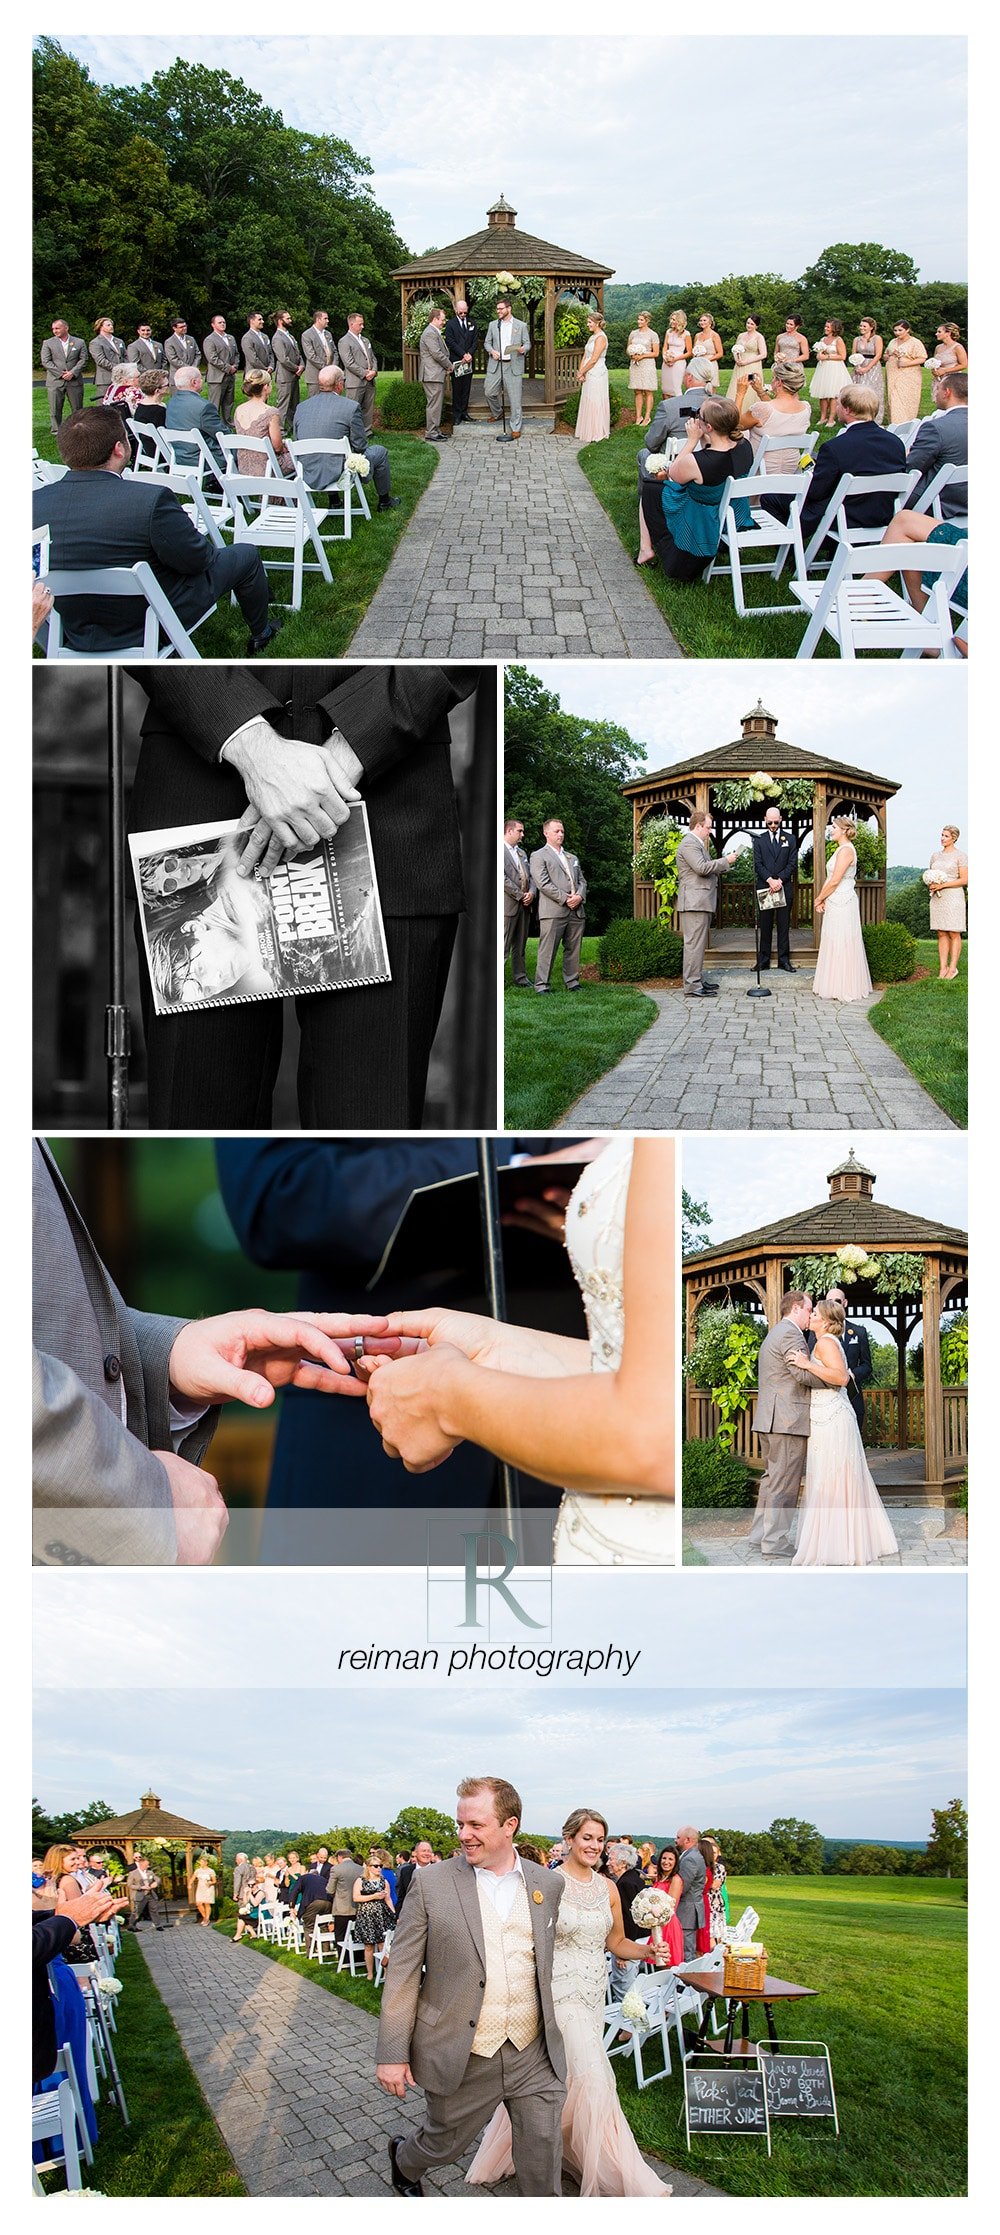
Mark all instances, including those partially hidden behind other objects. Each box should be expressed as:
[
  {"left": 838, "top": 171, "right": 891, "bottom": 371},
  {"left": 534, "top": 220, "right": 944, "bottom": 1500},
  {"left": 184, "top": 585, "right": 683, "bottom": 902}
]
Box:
[
  {"left": 129, "top": 422, "right": 372, "bottom": 542},
  {"left": 601, "top": 1969, "right": 712, "bottom": 2092}
]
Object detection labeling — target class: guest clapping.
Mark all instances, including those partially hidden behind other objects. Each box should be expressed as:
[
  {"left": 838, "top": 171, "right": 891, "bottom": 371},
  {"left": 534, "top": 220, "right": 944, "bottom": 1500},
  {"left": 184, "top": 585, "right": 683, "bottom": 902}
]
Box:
[{"left": 925, "top": 824, "right": 968, "bottom": 978}]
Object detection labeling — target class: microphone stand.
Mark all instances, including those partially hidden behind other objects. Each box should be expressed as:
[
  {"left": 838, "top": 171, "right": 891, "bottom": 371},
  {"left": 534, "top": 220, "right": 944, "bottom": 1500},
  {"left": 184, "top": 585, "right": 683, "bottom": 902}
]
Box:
[
  {"left": 496, "top": 321, "right": 514, "bottom": 444},
  {"left": 747, "top": 878, "right": 772, "bottom": 1001},
  {"left": 476, "top": 1138, "right": 520, "bottom": 1536},
  {"left": 106, "top": 669, "right": 131, "bottom": 1122}
]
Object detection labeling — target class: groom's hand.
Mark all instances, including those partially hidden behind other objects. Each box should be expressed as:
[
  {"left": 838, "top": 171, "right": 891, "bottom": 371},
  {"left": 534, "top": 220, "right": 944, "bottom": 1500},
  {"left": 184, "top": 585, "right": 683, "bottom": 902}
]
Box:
[
  {"left": 223, "top": 719, "right": 362, "bottom": 878},
  {"left": 377, "top": 2063, "right": 416, "bottom": 2099},
  {"left": 154, "top": 1450, "right": 228, "bottom": 1564},
  {"left": 167, "top": 1310, "right": 393, "bottom": 1409}
]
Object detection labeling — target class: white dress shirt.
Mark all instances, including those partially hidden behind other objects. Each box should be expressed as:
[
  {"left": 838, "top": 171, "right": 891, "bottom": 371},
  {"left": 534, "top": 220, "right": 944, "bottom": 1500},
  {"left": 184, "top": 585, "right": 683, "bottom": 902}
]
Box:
[{"left": 475, "top": 1852, "right": 526, "bottom": 1923}]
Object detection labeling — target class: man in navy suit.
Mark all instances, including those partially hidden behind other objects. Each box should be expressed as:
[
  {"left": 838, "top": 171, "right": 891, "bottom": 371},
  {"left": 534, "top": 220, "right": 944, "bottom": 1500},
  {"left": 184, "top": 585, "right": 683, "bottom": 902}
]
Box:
[
  {"left": 808, "top": 1286, "right": 873, "bottom": 1435},
  {"left": 443, "top": 299, "right": 479, "bottom": 425},
  {"left": 799, "top": 386, "right": 907, "bottom": 554},
  {"left": 215, "top": 1137, "right": 584, "bottom": 1558},
  {"left": 751, "top": 805, "right": 796, "bottom": 972},
  {"left": 32, "top": 405, "right": 275, "bottom": 654}
]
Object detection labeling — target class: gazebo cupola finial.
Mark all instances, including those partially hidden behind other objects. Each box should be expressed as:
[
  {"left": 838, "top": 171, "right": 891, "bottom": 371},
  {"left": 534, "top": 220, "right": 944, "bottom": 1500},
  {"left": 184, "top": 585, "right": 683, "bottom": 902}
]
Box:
[
  {"left": 827, "top": 1150, "right": 876, "bottom": 1202},
  {"left": 141, "top": 1788, "right": 162, "bottom": 1810},
  {"left": 487, "top": 194, "right": 517, "bottom": 230},
  {"left": 741, "top": 698, "right": 778, "bottom": 740}
]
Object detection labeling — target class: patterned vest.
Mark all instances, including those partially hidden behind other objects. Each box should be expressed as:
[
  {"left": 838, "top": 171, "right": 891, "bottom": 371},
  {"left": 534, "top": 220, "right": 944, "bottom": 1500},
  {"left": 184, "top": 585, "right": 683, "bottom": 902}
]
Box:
[{"left": 470, "top": 1875, "right": 541, "bottom": 2058}]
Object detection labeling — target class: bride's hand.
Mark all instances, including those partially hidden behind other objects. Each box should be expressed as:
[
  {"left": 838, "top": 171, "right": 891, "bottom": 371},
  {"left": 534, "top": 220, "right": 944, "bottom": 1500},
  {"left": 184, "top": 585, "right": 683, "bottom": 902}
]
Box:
[
  {"left": 364, "top": 1346, "right": 469, "bottom": 1472},
  {"left": 383, "top": 1307, "right": 564, "bottom": 1379}
]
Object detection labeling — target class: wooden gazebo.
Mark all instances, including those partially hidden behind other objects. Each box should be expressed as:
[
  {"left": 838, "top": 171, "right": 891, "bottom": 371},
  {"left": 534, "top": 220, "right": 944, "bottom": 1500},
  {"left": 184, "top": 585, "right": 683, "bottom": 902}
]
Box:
[
  {"left": 684, "top": 1151, "right": 968, "bottom": 1494},
  {"left": 624, "top": 700, "right": 899, "bottom": 960},
  {"left": 392, "top": 196, "right": 614, "bottom": 405},
  {"left": 80, "top": 1789, "right": 224, "bottom": 1908}
]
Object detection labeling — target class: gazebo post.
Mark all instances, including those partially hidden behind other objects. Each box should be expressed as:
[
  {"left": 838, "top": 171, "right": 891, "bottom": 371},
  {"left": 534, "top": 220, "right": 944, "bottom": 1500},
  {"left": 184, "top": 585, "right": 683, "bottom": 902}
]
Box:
[
  {"left": 875, "top": 800, "right": 888, "bottom": 923},
  {"left": 185, "top": 1838, "right": 194, "bottom": 1906},
  {"left": 543, "top": 278, "right": 556, "bottom": 409},
  {"left": 812, "top": 783, "right": 828, "bottom": 934},
  {"left": 895, "top": 1298, "right": 909, "bottom": 1451},
  {"left": 765, "top": 1257, "right": 785, "bottom": 1325},
  {"left": 923, "top": 1256, "right": 945, "bottom": 1490}
]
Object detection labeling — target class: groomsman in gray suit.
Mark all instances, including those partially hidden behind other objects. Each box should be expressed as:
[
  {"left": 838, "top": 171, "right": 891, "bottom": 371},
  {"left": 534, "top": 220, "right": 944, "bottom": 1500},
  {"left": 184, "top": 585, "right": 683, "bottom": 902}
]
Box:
[
  {"left": 41, "top": 320, "right": 87, "bottom": 432},
  {"left": 484, "top": 297, "right": 530, "bottom": 438},
  {"left": 301, "top": 309, "right": 335, "bottom": 394},
  {"left": 164, "top": 319, "right": 201, "bottom": 390},
  {"left": 418, "top": 309, "right": 452, "bottom": 440},
  {"left": 89, "top": 323, "right": 125, "bottom": 399},
  {"left": 272, "top": 311, "right": 305, "bottom": 431},
  {"left": 203, "top": 314, "right": 239, "bottom": 421},
  {"left": 503, "top": 815, "right": 535, "bottom": 987},
  {"left": 749, "top": 1291, "right": 815, "bottom": 1557},
  {"left": 241, "top": 313, "right": 274, "bottom": 380},
  {"left": 376, "top": 1777, "right": 566, "bottom": 2197},
  {"left": 530, "top": 817, "right": 586, "bottom": 993},
  {"left": 676, "top": 811, "right": 736, "bottom": 998},
  {"left": 127, "top": 324, "right": 166, "bottom": 373},
  {"left": 338, "top": 313, "right": 379, "bottom": 433}
]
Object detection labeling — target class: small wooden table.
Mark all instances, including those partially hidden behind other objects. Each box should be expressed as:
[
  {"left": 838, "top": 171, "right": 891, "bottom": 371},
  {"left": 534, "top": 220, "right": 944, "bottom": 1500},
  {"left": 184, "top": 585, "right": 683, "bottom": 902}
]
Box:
[{"left": 683, "top": 1969, "right": 817, "bottom": 2058}]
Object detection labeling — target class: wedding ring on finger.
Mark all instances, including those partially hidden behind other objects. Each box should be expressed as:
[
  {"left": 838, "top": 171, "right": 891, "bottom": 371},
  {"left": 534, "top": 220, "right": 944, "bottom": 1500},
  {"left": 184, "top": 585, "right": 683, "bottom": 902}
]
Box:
[{"left": 353, "top": 1336, "right": 365, "bottom": 1369}]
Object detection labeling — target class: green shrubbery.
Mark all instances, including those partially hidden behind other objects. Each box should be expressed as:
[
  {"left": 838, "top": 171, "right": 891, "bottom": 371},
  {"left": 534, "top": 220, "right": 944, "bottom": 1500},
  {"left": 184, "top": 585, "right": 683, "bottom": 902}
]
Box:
[
  {"left": 380, "top": 380, "right": 430, "bottom": 429},
  {"left": 887, "top": 878, "right": 933, "bottom": 939},
  {"left": 682, "top": 1439, "right": 756, "bottom": 1508},
  {"left": 863, "top": 920, "right": 916, "bottom": 983},
  {"left": 557, "top": 378, "right": 631, "bottom": 430},
  {"left": 598, "top": 918, "right": 683, "bottom": 981}
]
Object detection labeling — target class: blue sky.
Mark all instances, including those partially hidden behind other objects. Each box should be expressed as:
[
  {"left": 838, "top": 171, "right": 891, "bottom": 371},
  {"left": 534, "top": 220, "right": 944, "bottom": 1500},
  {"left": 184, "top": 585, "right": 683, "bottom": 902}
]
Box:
[
  {"left": 684, "top": 1132, "right": 967, "bottom": 1247},
  {"left": 57, "top": 35, "right": 967, "bottom": 285},
  {"left": 33, "top": 1570, "right": 965, "bottom": 1838},
  {"left": 525, "top": 665, "right": 967, "bottom": 869}
]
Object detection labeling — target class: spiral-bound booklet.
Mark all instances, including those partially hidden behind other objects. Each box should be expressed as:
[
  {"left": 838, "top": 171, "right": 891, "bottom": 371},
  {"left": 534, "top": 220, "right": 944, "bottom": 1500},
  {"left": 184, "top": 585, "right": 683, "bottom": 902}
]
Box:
[{"left": 130, "top": 810, "right": 390, "bottom": 1017}]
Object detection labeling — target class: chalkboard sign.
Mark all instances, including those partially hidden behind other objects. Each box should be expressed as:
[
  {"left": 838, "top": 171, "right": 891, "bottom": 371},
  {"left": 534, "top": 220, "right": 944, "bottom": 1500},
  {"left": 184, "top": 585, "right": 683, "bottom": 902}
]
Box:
[
  {"left": 684, "top": 2059, "right": 771, "bottom": 2155},
  {"left": 758, "top": 2044, "right": 839, "bottom": 2133}
]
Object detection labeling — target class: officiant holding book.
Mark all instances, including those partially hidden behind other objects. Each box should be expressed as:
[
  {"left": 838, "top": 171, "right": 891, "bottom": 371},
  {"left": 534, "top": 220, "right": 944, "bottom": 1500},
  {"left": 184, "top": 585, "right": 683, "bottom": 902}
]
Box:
[{"left": 751, "top": 805, "right": 796, "bottom": 973}]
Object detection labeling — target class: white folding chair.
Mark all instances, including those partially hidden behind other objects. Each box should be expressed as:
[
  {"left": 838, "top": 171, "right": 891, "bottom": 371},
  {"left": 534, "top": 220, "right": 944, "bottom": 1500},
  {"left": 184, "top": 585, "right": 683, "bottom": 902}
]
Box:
[
  {"left": 706, "top": 474, "right": 809, "bottom": 617},
  {"left": 888, "top": 418, "right": 921, "bottom": 449},
  {"left": 32, "top": 2079, "right": 83, "bottom": 2189},
  {"left": 307, "top": 1914, "right": 339, "bottom": 1964},
  {"left": 41, "top": 564, "right": 206, "bottom": 659},
  {"left": 282, "top": 1913, "right": 305, "bottom": 1953},
  {"left": 52, "top": 2042, "right": 94, "bottom": 2168},
  {"left": 602, "top": 1971, "right": 677, "bottom": 2090},
  {"left": 909, "top": 459, "right": 967, "bottom": 525},
  {"left": 32, "top": 454, "right": 69, "bottom": 487},
  {"left": 374, "top": 1930, "right": 394, "bottom": 1989},
  {"left": 221, "top": 470, "right": 333, "bottom": 610},
  {"left": 157, "top": 426, "right": 233, "bottom": 528},
  {"left": 793, "top": 537, "right": 969, "bottom": 659},
  {"left": 285, "top": 438, "right": 373, "bottom": 539},
  {"left": 802, "top": 469, "right": 920, "bottom": 571},
  {"left": 336, "top": 1922, "right": 365, "bottom": 1977},
  {"left": 217, "top": 429, "right": 289, "bottom": 482},
  {"left": 745, "top": 428, "right": 817, "bottom": 478},
  {"left": 126, "top": 416, "right": 168, "bottom": 475}
]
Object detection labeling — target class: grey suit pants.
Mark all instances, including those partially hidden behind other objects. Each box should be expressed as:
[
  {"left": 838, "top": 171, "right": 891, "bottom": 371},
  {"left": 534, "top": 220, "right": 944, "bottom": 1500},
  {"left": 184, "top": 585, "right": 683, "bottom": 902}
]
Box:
[
  {"left": 207, "top": 373, "right": 236, "bottom": 423},
  {"left": 275, "top": 366, "right": 300, "bottom": 432},
  {"left": 748, "top": 1432, "right": 808, "bottom": 1554},
  {"left": 680, "top": 910, "right": 712, "bottom": 995},
  {"left": 485, "top": 362, "right": 523, "bottom": 432},
  {"left": 396, "top": 2033, "right": 564, "bottom": 2196},
  {"left": 535, "top": 907, "right": 584, "bottom": 990},
  {"left": 423, "top": 379, "right": 446, "bottom": 436},
  {"left": 505, "top": 902, "right": 531, "bottom": 983},
  {"left": 47, "top": 376, "right": 83, "bottom": 432}
]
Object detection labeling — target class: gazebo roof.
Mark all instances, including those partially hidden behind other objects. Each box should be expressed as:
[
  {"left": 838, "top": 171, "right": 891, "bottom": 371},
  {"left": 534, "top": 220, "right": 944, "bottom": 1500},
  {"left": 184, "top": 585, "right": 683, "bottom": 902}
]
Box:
[
  {"left": 685, "top": 1193, "right": 967, "bottom": 1269},
  {"left": 81, "top": 1790, "right": 223, "bottom": 1844},
  {"left": 625, "top": 734, "right": 899, "bottom": 798},
  {"left": 392, "top": 206, "right": 614, "bottom": 282}
]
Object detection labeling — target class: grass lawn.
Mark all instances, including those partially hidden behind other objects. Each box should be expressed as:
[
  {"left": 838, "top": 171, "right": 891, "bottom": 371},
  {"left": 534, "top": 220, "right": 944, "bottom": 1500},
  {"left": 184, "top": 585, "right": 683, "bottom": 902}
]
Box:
[
  {"left": 79, "top": 1931, "right": 244, "bottom": 2195},
  {"left": 213, "top": 1917, "right": 381, "bottom": 2017},
  {"left": 620, "top": 1875, "right": 967, "bottom": 2198},
  {"left": 576, "top": 369, "right": 939, "bottom": 659},
  {"left": 869, "top": 939, "right": 967, "bottom": 1126},
  {"left": 503, "top": 938, "right": 657, "bottom": 1128},
  {"left": 32, "top": 376, "right": 436, "bottom": 658}
]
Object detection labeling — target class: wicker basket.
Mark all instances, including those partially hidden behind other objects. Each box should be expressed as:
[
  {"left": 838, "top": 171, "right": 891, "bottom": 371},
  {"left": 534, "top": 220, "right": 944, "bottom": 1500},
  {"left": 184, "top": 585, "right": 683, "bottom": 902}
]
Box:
[{"left": 723, "top": 1944, "right": 768, "bottom": 1994}]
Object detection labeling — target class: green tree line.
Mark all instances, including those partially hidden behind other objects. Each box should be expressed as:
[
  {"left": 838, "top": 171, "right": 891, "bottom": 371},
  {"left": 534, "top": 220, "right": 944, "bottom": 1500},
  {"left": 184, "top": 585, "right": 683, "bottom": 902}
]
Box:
[
  {"left": 503, "top": 665, "right": 641, "bottom": 932},
  {"left": 33, "top": 40, "right": 408, "bottom": 362}
]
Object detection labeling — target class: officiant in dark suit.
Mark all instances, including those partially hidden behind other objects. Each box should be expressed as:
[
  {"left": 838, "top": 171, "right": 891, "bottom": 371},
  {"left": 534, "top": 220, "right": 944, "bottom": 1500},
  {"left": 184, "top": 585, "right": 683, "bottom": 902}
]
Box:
[
  {"left": 751, "top": 805, "right": 796, "bottom": 972},
  {"left": 444, "top": 299, "right": 479, "bottom": 425},
  {"left": 809, "top": 1285, "right": 873, "bottom": 1434}
]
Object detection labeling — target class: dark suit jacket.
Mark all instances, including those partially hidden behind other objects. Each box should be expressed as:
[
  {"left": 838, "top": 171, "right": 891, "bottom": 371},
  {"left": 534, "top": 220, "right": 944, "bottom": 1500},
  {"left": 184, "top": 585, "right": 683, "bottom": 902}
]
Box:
[
  {"left": 800, "top": 422, "right": 907, "bottom": 545},
  {"left": 293, "top": 1868, "right": 332, "bottom": 1913},
  {"left": 444, "top": 313, "right": 479, "bottom": 366},
  {"left": 905, "top": 407, "right": 967, "bottom": 517},
  {"left": 808, "top": 1320, "right": 873, "bottom": 1385},
  {"left": 33, "top": 1913, "right": 78, "bottom": 2082},
  {"left": 32, "top": 470, "right": 221, "bottom": 653},
  {"left": 614, "top": 1867, "right": 648, "bottom": 1935},
  {"left": 752, "top": 829, "right": 795, "bottom": 896}
]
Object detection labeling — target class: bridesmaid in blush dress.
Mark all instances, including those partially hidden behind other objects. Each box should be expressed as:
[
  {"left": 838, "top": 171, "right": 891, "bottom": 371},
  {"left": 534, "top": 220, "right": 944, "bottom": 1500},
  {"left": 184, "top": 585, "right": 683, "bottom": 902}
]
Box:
[
  {"left": 574, "top": 314, "right": 611, "bottom": 444},
  {"left": 812, "top": 815, "right": 873, "bottom": 1003}
]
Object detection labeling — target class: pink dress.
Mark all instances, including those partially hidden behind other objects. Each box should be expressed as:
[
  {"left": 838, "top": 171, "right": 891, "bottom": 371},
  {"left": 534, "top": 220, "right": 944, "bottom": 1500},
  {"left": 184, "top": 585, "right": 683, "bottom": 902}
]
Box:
[
  {"left": 812, "top": 848, "right": 873, "bottom": 1002},
  {"left": 467, "top": 1873, "right": 669, "bottom": 2198}
]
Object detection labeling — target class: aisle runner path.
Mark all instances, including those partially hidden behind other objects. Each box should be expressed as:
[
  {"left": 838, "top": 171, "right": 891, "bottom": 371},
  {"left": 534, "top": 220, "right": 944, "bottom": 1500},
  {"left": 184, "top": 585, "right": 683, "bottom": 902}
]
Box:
[
  {"left": 141, "top": 1924, "right": 718, "bottom": 2197},
  {"left": 561, "top": 972, "right": 956, "bottom": 1131},
  {"left": 348, "top": 424, "right": 682, "bottom": 659}
]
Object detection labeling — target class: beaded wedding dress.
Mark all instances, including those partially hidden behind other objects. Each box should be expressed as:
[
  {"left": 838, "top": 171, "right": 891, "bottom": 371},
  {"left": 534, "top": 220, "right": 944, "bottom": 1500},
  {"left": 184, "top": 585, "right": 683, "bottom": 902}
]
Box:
[
  {"left": 793, "top": 1341, "right": 898, "bottom": 1566},
  {"left": 812, "top": 847, "right": 873, "bottom": 1003},
  {"left": 552, "top": 1136, "right": 672, "bottom": 1566},
  {"left": 467, "top": 1871, "right": 670, "bottom": 2197}
]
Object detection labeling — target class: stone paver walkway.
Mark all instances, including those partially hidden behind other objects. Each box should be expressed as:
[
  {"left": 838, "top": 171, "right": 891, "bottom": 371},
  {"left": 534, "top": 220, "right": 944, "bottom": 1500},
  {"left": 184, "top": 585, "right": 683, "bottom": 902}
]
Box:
[
  {"left": 348, "top": 423, "right": 681, "bottom": 659},
  {"left": 140, "top": 1921, "right": 718, "bottom": 2198},
  {"left": 561, "top": 968, "right": 956, "bottom": 1131},
  {"left": 683, "top": 1508, "right": 967, "bottom": 1567}
]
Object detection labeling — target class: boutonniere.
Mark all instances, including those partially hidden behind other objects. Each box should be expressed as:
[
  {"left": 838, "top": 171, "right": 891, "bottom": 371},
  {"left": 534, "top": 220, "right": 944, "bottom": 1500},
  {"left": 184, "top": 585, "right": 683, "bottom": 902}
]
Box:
[{"left": 532, "top": 1889, "right": 544, "bottom": 1904}]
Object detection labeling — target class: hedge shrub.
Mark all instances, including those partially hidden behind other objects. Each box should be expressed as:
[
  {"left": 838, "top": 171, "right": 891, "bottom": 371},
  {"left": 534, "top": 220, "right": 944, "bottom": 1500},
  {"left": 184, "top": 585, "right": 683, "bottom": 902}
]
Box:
[
  {"left": 886, "top": 878, "right": 932, "bottom": 940},
  {"left": 682, "top": 1439, "right": 756, "bottom": 1508},
  {"left": 862, "top": 919, "right": 916, "bottom": 983},
  {"left": 380, "top": 380, "right": 430, "bottom": 430},
  {"left": 598, "top": 918, "right": 683, "bottom": 981},
  {"left": 557, "top": 378, "right": 631, "bottom": 430}
]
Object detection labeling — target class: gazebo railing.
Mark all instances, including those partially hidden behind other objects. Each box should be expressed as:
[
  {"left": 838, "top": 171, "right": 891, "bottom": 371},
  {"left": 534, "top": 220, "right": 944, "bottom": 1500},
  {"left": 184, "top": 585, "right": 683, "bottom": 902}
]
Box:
[{"left": 687, "top": 1384, "right": 967, "bottom": 1463}]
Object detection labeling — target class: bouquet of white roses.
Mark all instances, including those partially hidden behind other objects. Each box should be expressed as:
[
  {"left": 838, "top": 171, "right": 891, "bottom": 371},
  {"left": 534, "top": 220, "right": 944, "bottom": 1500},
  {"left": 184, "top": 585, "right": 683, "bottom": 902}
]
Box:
[
  {"left": 848, "top": 351, "right": 865, "bottom": 368},
  {"left": 345, "top": 453, "right": 370, "bottom": 478},
  {"left": 619, "top": 1986, "right": 650, "bottom": 2023},
  {"left": 632, "top": 1886, "right": 675, "bottom": 1950}
]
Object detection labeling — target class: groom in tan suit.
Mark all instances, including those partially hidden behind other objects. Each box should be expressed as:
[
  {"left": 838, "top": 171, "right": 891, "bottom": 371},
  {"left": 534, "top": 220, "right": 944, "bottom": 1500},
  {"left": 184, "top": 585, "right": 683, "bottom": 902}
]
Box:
[
  {"left": 676, "top": 811, "right": 736, "bottom": 998},
  {"left": 377, "top": 1776, "right": 566, "bottom": 2195},
  {"left": 749, "top": 1290, "right": 815, "bottom": 1556}
]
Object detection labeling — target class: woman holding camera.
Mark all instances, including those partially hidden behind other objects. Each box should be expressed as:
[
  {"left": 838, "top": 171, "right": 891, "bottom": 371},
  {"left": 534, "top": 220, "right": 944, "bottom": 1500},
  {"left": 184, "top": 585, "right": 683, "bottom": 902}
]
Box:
[{"left": 639, "top": 397, "right": 753, "bottom": 580}]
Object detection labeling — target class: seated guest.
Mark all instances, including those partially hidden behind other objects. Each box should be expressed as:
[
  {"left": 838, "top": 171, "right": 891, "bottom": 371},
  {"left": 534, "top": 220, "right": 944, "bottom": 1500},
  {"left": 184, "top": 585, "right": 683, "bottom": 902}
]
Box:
[
  {"left": 292, "top": 364, "right": 399, "bottom": 510},
  {"left": 103, "top": 362, "right": 144, "bottom": 417},
  {"left": 636, "top": 369, "right": 709, "bottom": 564},
  {"left": 234, "top": 369, "right": 295, "bottom": 475},
  {"left": 903, "top": 370, "right": 967, "bottom": 518},
  {"left": 799, "top": 385, "right": 907, "bottom": 554},
  {"left": 876, "top": 510, "right": 968, "bottom": 655},
  {"left": 165, "top": 363, "right": 231, "bottom": 474},
  {"left": 132, "top": 369, "right": 170, "bottom": 430},
  {"left": 741, "top": 362, "right": 811, "bottom": 475},
  {"left": 32, "top": 406, "right": 278, "bottom": 655},
  {"left": 639, "top": 395, "right": 753, "bottom": 581}
]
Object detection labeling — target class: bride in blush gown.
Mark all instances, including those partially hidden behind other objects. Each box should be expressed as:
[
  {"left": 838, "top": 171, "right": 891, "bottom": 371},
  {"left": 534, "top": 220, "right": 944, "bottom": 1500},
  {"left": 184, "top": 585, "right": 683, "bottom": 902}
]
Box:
[
  {"left": 574, "top": 314, "right": 611, "bottom": 444},
  {"left": 467, "top": 1810, "right": 671, "bottom": 2197},
  {"left": 361, "top": 1136, "right": 675, "bottom": 1565},
  {"left": 792, "top": 1299, "right": 898, "bottom": 1566},
  {"left": 812, "top": 814, "right": 873, "bottom": 1003}
]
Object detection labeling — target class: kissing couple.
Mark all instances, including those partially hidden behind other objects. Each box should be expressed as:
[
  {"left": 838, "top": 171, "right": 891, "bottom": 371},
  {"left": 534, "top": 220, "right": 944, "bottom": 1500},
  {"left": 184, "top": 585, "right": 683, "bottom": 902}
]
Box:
[
  {"left": 377, "top": 1778, "right": 671, "bottom": 2197},
  {"left": 751, "top": 1290, "right": 897, "bottom": 1565}
]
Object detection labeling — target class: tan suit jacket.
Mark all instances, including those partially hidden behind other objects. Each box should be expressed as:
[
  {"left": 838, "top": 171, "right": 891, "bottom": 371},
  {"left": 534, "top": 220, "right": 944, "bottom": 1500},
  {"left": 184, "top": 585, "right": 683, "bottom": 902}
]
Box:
[
  {"left": 675, "top": 834, "right": 731, "bottom": 914},
  {"left": 418, "top": 325, "right": 452, "bottom": 385},
  {"left": 753, "top": 1319, "right": 813, "bottom": 1436},
  {"left": 530, "top": 844, "right": 586, "bottom": 919},
  {"left": 338, "top": 328, "right": 378, "bottom": 399}
]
